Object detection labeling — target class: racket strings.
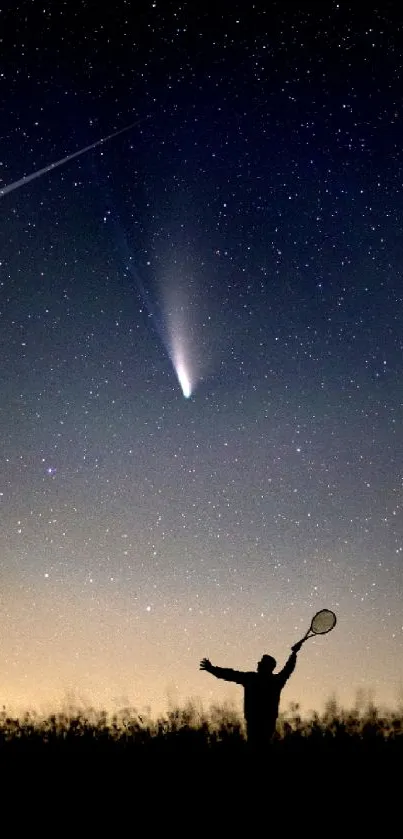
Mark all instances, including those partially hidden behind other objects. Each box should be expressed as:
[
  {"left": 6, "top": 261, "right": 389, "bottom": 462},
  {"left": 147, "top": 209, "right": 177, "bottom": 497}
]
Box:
[{"left": 311, "top": 609, "right": 336, "bottom": 634}]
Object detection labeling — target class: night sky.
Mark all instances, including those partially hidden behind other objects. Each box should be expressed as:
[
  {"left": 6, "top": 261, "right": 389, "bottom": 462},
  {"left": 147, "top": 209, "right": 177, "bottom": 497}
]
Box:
[{"left": 1, "top": 2, "right": 402, "bottom": 716}]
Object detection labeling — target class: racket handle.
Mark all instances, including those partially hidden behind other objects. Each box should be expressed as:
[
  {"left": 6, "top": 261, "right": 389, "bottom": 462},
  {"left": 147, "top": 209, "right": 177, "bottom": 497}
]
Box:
[{"left": 291, "top": 636, "right": 307, "bottom": 651}]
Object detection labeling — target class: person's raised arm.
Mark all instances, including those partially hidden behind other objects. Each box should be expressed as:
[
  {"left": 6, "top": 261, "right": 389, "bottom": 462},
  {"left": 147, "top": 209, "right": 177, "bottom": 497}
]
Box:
[
  {"left": 200, "top": 658, "right": 246, "bottom": 684},
  {"left": 277, "top": 640, "right": 302, "bottom": 687}
]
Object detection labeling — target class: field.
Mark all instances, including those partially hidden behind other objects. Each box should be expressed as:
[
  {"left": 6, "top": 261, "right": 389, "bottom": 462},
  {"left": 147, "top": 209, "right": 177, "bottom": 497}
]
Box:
[
  {"left": 1, "top": 696, "right": 400, "bottom": 824},
  {"left": 1, "top": 696, "right": 401, "bottom": 768}
]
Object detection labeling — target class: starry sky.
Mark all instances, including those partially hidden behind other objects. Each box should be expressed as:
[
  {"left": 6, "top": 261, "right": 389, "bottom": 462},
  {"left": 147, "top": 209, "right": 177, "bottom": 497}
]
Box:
[{"left": 1, "top": 2, "right": 402, "bottom": 716}]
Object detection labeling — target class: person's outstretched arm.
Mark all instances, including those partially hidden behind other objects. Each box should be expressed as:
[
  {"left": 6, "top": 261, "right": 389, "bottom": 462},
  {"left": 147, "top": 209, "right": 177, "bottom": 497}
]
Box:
[
  {"left": 277, "top": 640, "right": 302, "bottom": 687},
  {"left": 200, "top": 658, "right": 246, "bottom": 684}
]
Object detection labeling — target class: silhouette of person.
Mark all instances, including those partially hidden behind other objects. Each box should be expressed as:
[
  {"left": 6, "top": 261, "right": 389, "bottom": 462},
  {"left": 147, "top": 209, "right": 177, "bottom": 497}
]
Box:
[{"left": 200, "top": 640, "right": 303, "bottom": 749}]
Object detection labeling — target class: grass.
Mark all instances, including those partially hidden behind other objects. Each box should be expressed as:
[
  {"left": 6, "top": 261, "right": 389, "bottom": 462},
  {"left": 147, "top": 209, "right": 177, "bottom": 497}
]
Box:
[
  {"left": 1, "top": 697, "right": 401, "bottom": 819},
  {"left": 0, "top": 695, "right": 402, "bottom": 761}
]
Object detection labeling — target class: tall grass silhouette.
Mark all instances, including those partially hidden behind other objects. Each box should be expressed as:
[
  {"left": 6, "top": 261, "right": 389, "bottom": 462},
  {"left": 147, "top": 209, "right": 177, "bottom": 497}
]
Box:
[
  {"left": 0, "top": 695, "right": 401, "bottom": 763},
  {"left": 1, "top": 695, "right": 401, "bottom": 819}
]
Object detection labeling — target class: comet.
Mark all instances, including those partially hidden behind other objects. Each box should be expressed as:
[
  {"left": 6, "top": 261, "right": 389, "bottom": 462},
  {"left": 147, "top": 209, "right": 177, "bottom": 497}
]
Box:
[
  {"left": 158, "top": 267, "right": 200, "bottom": 399},
  {"left": 0, "top": 117, "right": 147, "bottom": 198},
  {"left": 166, "top": 310, "right": 195, "bottom": 399},
  {"left": 174, "top": 354, "right": 192, "bottom": 399},
  {"left": 2, "top": 115, "right": 199, "bottom": 400}
]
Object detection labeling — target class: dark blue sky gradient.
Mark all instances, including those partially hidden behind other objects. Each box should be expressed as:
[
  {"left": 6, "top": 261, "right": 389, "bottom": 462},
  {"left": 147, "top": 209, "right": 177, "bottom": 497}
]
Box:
[{"left": 0, "top": 2, "right": 402, "bottom": 713}]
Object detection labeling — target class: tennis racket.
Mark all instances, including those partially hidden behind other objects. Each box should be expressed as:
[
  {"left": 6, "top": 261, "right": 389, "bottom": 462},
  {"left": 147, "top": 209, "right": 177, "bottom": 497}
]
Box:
[{"left": 292, "top": 609, "right": 336, "bottom": 651}]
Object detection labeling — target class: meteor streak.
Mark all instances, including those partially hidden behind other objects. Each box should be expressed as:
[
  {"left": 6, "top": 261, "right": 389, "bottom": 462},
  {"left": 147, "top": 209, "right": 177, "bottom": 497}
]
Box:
[{"left": 0, "top": 118, "right": 146, "bottom": 198}]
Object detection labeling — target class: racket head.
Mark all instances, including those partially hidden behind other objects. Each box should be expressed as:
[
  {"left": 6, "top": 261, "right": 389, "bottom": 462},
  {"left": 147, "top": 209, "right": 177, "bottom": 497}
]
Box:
[{"left": 310, "top": 609, "right": 336, "bottom": 635}]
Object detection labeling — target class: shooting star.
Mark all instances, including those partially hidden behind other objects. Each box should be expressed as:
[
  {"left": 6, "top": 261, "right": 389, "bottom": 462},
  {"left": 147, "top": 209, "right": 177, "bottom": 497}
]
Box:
[{"left": 0, "top": 118, "right": 147, "bottom": 198}]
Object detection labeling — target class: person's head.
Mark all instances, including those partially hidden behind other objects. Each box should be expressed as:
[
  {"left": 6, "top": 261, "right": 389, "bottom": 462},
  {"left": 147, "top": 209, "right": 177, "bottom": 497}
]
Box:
[{"left": 257, "top": 654, "right": 276, "bottom": 674}]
